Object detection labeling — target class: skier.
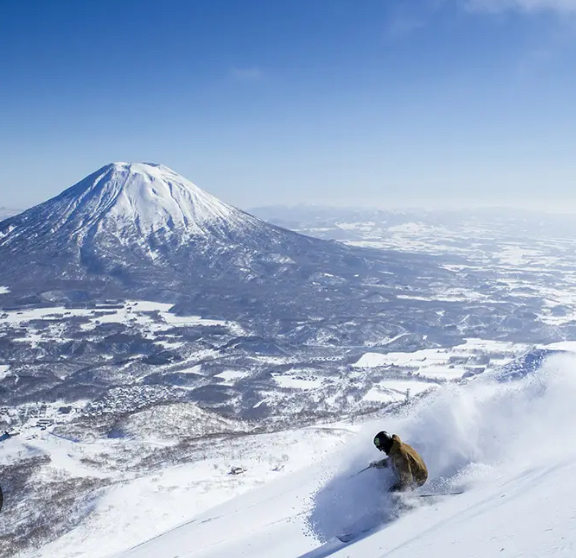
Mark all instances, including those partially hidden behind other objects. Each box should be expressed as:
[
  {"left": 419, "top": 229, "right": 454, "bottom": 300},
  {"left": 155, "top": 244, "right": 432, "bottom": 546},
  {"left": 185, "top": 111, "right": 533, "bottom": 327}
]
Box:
[{"left": 369, "top": 431, "right": 428, "bottom": 492}]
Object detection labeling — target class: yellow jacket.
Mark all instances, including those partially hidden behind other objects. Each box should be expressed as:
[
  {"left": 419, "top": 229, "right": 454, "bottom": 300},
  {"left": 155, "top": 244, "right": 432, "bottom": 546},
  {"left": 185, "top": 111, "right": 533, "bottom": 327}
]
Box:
[{"left": 374, "top": 434, "right": 428, "bottom": 491}]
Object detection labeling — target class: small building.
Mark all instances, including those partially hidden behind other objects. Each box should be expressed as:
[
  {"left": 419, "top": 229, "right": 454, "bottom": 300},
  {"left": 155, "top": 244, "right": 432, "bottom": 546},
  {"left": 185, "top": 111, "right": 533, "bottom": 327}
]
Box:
[{"left": 36, "top": 418, "right": 54, "bottom": 429}]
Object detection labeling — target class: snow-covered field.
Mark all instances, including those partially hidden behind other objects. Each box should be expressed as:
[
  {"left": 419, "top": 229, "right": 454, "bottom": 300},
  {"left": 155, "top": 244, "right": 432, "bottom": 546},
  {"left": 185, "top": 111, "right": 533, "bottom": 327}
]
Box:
[
  {"left": 1, "top": 294, "right": 534, "bottom": 435},
  {"left": 6, "top": 351, "right": 576, "bottom": 558},
  {"left": 251, "top": 207, "right": 576, "bottom": 333},
  {"left": 0, "top": 300, "right": 239, "bottom": 334},
  {"left": 353, "top": 338, "right": 527, "bottom": 381}
]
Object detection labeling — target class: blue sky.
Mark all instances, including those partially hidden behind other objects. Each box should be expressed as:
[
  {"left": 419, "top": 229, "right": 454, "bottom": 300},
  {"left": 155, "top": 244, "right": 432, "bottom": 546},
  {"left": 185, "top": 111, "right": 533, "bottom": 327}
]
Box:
[{"left": 1, "top": 0, "right": 575, "bottom": 211}]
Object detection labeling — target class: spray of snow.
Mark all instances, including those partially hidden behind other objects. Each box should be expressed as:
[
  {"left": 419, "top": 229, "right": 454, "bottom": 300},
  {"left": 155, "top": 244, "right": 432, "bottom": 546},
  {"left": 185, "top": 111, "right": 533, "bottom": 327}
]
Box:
[
  {"left": 402, "top": 353, "right": 576, "bottom": 484},
  {"left": 307, "top": 353, "right": 576, "bottom": 541}
]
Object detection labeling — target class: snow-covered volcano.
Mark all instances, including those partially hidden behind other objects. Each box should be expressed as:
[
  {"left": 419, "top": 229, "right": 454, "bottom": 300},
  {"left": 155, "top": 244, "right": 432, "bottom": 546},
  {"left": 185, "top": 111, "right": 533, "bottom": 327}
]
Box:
[
  {"left": 0, "top": 162, "right": 260, "bottom": 247},
  {"left": 0, "top": 163, "right": 453, "bottom": 331},
  {"left": 78, "top": 162, "right": 244, "bottom": 236},
  {"left": 0, "top": 162, "right": 315, "bottom": 297}
]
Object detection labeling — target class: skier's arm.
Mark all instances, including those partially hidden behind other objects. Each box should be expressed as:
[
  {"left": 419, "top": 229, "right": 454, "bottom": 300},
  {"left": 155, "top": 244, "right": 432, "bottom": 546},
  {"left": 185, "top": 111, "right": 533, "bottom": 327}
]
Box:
[{"left": 370, "top": 458, "right": 390, "bottom": 469}]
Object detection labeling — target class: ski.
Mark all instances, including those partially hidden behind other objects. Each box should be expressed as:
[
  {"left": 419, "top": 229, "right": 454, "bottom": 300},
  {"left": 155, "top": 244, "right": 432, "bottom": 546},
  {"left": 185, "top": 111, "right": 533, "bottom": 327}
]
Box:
[
  {"left": 417, "top": 490, "right": 464, "bottom": 498},
  {"left": 336, "top": 527, "right": 374, "bottom": 543}
]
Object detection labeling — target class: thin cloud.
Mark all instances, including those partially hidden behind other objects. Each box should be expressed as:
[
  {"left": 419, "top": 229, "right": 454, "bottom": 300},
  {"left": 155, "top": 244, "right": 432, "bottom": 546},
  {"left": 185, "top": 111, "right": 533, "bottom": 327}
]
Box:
[
  {"left": 465, "top": 0, "right": 576, "bottom": 12},
  {"left": 230, "top": 67, "right": 263, "bottom": 81},
  {"left": 385, "top": 15, "right": 426, "bottom": 39}
]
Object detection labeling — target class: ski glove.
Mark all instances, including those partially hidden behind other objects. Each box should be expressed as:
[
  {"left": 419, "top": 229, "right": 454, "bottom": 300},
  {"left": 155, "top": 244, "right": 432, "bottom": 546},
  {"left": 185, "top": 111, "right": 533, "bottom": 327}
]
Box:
[{"left": 370, "top": 459, "right": 389, "bottom": 469}]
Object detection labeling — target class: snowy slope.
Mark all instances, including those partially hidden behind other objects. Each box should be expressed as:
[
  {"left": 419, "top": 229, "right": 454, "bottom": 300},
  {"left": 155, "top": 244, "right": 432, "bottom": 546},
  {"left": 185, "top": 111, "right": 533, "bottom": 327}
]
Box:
[
  {"left": 14, "top": 426, "right": 355, "bottom": 558},
  {"left": 105, "top": 352, "right": 576, "bottom": 558}
]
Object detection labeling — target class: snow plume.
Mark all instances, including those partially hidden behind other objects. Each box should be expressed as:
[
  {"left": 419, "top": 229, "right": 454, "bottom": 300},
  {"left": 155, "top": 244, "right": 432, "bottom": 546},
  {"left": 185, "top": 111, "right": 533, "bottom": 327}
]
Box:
[
  {"left": 308, "top": 352, "right": 576, "bottom": 541},
  {"left": 404, "top": 352, "right": 576, "bottom": 486}
]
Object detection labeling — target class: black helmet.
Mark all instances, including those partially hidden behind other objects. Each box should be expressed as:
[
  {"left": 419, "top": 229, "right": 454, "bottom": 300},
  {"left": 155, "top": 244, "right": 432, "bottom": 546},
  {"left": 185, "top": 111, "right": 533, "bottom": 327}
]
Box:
[{"left": 373, "top": 431, "right": 393, "bottom": 453}]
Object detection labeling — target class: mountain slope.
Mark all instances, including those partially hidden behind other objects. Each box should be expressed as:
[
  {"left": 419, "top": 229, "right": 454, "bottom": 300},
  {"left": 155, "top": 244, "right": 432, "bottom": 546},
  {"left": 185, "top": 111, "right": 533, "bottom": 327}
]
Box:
[
  {"left": 100, "top": 352, "right": 576, "bottom": 558},
  {"left": 110, "top": 459, "right": 576, "bottom": 558}
]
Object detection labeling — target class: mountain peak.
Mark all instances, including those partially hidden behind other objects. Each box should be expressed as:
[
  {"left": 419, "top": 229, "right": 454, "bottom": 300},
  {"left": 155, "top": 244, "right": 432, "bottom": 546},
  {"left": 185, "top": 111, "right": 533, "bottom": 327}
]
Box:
[
  {"left": 0, "top": 162, "right": 267, "bottom": 263},
  {"left": 81, "top": 161, "right": 235, "bottom": 230},
  {"left": 104, "top": 161, "right": 173, "bottom": 177},
  {"left": 50, "top": 162, "right": 252, "bottom": 238}
]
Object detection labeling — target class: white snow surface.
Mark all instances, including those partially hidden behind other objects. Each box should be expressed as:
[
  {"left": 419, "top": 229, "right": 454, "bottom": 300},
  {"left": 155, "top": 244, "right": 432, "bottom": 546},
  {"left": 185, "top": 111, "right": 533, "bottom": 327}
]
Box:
[
  {"left": 91, "top": 352, "right": 576, "bottom": 558},
  {"left": 353, "top": 338, "right": 526, "bottom": 380},
  {"left": 13, "top": 352, "right": 576, "bottom": 558},
  {"left": 19, "top": 427, "right": 354, "bottom": 558},
  {"left": 97, "top": 163, "right": 238, "bottom": 234}
]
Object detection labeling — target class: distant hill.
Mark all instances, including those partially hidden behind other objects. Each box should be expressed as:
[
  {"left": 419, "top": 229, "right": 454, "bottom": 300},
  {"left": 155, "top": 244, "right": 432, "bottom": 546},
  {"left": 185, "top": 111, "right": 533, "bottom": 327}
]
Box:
[{"left": 0, "top": 206, "right": 21, "bottom": 221}]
